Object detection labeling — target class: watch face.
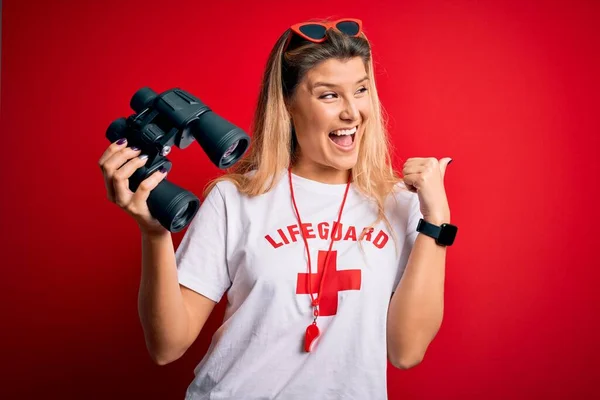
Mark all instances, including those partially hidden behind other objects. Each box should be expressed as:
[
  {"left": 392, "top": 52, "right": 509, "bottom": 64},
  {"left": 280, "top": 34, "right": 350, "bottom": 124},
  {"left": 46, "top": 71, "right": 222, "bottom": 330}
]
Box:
[{"left": 439, "top": 224, "right": 458, "bottom": 245}]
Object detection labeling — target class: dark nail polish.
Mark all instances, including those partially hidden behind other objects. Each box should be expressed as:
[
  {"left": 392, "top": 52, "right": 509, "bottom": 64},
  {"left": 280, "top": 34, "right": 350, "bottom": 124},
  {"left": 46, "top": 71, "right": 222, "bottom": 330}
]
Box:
[
  {"left": 448, "top": 159, "right": 453, "bottom": 165},
  {"left": 131, "top": 146, "right": 140, "bottom": 151},
  {"left": 159, "top": 166, "right": 168, "bottom": 174},
  {"left": 116, "top": 138, "right": 127, "bottom": 145}
]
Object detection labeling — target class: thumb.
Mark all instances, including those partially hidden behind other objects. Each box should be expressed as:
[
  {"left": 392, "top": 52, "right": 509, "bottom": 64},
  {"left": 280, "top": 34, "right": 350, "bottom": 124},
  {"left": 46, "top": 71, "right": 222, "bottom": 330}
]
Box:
[{"left": 439, "top": 157, "right": 453, "bottom": 180}]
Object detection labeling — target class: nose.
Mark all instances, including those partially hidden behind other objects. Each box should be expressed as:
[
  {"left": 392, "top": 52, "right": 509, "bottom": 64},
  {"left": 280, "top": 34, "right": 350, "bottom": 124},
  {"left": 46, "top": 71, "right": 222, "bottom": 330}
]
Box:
[{"left": 340, "top": 98, "right": 360, "bottom": 122}]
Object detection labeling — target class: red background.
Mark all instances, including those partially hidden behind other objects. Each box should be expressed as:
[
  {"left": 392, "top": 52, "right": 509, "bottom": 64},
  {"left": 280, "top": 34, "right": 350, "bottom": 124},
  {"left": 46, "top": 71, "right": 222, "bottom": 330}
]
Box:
[{"left": 1, "top": 0, "right": 599, "bottom": 398}]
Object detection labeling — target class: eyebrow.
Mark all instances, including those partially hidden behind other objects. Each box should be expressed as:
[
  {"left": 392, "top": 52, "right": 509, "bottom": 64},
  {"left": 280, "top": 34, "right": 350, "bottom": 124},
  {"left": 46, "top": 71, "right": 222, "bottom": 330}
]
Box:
[{"left": 311, "top": 76, "right": 369, "bottom": 91}]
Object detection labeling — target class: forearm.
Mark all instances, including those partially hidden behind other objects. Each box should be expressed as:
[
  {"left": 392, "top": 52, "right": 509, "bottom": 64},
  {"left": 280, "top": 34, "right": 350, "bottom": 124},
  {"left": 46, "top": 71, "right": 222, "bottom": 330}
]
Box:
[
  {"left": 138, "top": 230, "right": 190, "bottom": 363},
  {"left": 387, "top": 218, "right": 447, "bottom": 368}
]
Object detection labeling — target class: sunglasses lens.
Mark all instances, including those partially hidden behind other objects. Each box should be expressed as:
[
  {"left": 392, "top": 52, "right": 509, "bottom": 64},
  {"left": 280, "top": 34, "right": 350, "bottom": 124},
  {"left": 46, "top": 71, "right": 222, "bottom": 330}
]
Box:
[
  {"left": 299, "top": 24, "right": 327, "bottom": 40},
  {"left": 336, "top": 21, "right": 360, "bottom": 36}
]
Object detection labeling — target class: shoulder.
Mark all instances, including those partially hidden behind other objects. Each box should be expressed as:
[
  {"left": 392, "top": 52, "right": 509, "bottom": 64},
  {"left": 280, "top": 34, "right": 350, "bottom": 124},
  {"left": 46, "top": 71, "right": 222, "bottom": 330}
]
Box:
[{"left": 207, "top": 169, "right": 283, "bottom": 202}]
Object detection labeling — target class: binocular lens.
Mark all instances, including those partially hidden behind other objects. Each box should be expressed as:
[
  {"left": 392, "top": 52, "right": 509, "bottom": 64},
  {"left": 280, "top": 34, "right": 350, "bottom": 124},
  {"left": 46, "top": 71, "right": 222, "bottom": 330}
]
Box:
[
  {"left": 146, "top": 179, "right": 200, "bottom": 233},
  {"left": 172, "top": 202, "right": 196, "bottom": 232},
  {"left": 223, "top": 140, "right": 240, "bottom": 159},
  {"left": 220, "top": 140, "right": 243, "bottom": 167}
]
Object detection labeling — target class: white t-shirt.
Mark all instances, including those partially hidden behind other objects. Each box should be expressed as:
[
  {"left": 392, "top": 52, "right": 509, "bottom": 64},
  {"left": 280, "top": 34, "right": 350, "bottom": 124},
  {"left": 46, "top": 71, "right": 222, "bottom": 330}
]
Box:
[{"left": 175, "top": 169, "right": 423, "bottom": 400}]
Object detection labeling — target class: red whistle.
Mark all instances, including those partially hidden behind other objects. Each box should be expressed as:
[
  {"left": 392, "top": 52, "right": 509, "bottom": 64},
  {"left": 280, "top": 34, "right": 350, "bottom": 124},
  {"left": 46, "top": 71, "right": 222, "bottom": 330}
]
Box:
[{"left": 304, "top": 322, "right": 320, "bottom": 352}]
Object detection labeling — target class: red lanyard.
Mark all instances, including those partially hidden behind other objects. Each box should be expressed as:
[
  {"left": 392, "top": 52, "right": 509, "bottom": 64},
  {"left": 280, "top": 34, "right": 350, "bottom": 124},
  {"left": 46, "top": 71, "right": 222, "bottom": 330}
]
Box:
[{"left": 288, "top": 167, "right": 352, "bottom": 352}]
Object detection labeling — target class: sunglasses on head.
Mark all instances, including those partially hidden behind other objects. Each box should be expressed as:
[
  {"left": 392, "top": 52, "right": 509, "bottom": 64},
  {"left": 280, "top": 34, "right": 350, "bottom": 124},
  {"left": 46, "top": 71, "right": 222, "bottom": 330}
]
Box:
[{"left": 284, "top": 18, "right": 363, "bottom": 51}]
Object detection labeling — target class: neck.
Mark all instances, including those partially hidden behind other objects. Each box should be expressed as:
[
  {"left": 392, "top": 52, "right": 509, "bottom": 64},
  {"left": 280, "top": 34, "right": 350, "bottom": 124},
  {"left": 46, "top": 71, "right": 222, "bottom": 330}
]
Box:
[{"left": 290, "top": 161, "right": 350, "bottom": 185}]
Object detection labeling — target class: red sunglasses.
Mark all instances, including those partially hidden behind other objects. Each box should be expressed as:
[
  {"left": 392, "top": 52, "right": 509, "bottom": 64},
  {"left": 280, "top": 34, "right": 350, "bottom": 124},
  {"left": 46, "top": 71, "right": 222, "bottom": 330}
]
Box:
[{"left": 284, "top": 18, "right": 363, "bottom": 51}]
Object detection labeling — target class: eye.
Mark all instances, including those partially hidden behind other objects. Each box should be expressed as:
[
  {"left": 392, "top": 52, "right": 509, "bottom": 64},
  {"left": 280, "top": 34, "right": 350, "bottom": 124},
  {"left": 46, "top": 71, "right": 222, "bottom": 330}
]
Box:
[
  {"left": 319, "top": 92, "right": 337, "bottom": 99},
  {"left": 318, "top": 87, "right": 368, "bottom": 100}
]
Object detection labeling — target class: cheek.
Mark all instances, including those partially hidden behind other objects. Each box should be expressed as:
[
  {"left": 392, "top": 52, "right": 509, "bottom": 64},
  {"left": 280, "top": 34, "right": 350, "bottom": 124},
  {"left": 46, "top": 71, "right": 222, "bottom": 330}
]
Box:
[
  {"left": 295, "top": 127, "right": 326, "bottom": 153},
  {"left": 359, "top": 100, "right": 373, "bottom": 120},
  {"left": 304, "top": 106, "right": 334, "bottom": 146},
  {"left": 312, "top": 104, "right": 337, "bottom": 126}
]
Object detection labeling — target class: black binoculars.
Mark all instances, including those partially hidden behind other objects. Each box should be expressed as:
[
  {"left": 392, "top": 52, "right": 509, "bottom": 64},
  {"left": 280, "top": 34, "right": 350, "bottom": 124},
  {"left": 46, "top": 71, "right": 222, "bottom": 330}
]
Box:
[{"left": 106, "top": 87, "right": 250, "bottom": 233}]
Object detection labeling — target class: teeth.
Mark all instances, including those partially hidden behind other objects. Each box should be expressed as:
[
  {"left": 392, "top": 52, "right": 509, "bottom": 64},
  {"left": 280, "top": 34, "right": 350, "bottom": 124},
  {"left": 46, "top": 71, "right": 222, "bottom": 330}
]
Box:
[{"left": 330, "top": 126, "right": 357, "bottom": 136}]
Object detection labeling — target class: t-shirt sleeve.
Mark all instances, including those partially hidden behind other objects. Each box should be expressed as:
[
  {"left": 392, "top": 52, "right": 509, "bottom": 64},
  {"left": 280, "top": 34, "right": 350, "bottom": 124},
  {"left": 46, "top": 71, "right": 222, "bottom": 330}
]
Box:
[
  {"left": 175, "top": 183, "right": 231, "bottom": 303},
  {"left": 392, "top": 192, "right": 423, "bottom": 292}
]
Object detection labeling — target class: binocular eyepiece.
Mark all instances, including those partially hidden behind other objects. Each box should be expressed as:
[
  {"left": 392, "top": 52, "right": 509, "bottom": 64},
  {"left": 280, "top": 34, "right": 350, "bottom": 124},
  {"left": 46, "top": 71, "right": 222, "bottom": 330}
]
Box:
[{"left": 106, "top": 87, "right": 250, "bottom": 233}]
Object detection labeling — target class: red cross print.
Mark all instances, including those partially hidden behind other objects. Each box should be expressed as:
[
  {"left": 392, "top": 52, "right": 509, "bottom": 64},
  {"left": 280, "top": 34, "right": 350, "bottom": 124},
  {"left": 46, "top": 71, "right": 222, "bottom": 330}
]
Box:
[{"left": 296, "top": 250, "right": 362, "bottom": 316}]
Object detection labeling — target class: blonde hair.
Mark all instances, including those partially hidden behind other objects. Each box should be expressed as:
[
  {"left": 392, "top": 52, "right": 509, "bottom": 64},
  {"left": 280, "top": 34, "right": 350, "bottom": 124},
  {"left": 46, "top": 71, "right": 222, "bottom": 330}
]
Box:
[{"left": 204, "top": 20, "right": 407, "bottom": 249}]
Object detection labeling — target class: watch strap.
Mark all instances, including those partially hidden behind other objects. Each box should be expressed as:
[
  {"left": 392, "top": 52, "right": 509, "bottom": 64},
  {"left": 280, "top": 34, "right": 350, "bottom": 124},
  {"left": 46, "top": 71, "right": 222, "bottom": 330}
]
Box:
[
  {"left": 416, "top": 218, "right": 442, "bottom": 239},
  {"left": 416, "top": 218, "right": 458, "bottom": 246}
]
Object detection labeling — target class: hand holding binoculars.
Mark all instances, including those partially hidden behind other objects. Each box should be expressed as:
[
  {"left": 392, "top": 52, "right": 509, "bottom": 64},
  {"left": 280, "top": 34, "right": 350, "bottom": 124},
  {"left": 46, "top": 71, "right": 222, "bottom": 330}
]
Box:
[{"left": 106, "top": 87, "right": 250, "bottom": 233}]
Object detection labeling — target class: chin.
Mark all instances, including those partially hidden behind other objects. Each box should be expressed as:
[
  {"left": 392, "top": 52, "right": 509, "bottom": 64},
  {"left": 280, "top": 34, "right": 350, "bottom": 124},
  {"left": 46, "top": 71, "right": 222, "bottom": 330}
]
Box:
[{"left": 327, "top": 153, "right": 359, "bottom": 171}]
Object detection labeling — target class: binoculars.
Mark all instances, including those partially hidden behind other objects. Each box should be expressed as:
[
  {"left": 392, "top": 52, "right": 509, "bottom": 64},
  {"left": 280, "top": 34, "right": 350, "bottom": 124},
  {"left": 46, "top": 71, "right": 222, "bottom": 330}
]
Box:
[{"left": 106, "top": 87, "right": 250, "bottom": 233}]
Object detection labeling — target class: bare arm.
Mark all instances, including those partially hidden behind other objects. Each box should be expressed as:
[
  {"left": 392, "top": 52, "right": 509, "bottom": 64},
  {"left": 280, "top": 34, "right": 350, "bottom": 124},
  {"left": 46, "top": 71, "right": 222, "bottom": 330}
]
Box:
[
  {"left": 387, "top": 216, "right": 447, "bottom": 369},
  {"left": 97, "top": 139, "right": 218, "bottom": 365},
  {"left": 138, "top": 229, "right": 217, "bottom": 365}
]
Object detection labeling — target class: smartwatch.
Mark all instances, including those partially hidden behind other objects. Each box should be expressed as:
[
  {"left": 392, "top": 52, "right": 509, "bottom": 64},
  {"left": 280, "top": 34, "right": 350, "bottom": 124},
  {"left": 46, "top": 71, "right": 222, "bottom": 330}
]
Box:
[{"left": 416, "top": 218, "right": 458, "bottom": 246}]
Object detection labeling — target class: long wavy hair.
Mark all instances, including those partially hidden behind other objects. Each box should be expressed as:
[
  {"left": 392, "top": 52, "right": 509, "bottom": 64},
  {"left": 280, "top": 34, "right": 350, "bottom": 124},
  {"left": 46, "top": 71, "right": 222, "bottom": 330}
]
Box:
[{"left": 203, "top": 20, "right": 406, "bottom": 242}]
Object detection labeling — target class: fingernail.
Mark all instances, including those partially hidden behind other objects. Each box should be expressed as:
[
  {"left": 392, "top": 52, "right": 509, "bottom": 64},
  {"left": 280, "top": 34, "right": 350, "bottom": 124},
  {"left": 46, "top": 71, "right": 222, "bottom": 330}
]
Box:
[
  {"left": 116, "top": 138, "right": 127, "bottom": 145},
  {"left": 448, "top": 159, "right": 453, "bottom": 165},
  {"left": 131, "top": 146, "right": 140, "bottom": 151},
  {"left": 159, "top": 166, "right": 168, "bottom": 174},
  {"left": 139, "top": 154, "right": 148, "bottom": 160}
]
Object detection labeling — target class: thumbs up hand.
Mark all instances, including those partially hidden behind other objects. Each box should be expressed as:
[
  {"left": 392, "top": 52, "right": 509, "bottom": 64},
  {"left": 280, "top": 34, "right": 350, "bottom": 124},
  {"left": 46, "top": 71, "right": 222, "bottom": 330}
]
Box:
[{"left": 402, "top": 157, "right": 453, "bottom": 224}]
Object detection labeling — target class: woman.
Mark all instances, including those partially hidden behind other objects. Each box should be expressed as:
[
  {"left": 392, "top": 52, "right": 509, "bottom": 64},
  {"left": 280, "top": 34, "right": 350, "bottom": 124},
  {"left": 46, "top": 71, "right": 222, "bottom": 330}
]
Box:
[{"left": 98, "top": 17, "right": 455, "bottom": 400}]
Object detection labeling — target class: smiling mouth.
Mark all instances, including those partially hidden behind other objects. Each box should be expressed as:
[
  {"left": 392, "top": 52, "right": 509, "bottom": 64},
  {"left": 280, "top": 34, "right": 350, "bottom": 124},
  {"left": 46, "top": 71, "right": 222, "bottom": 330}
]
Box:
[{"left": 328, "top": 125, "right": 358, "bottom": 148}]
